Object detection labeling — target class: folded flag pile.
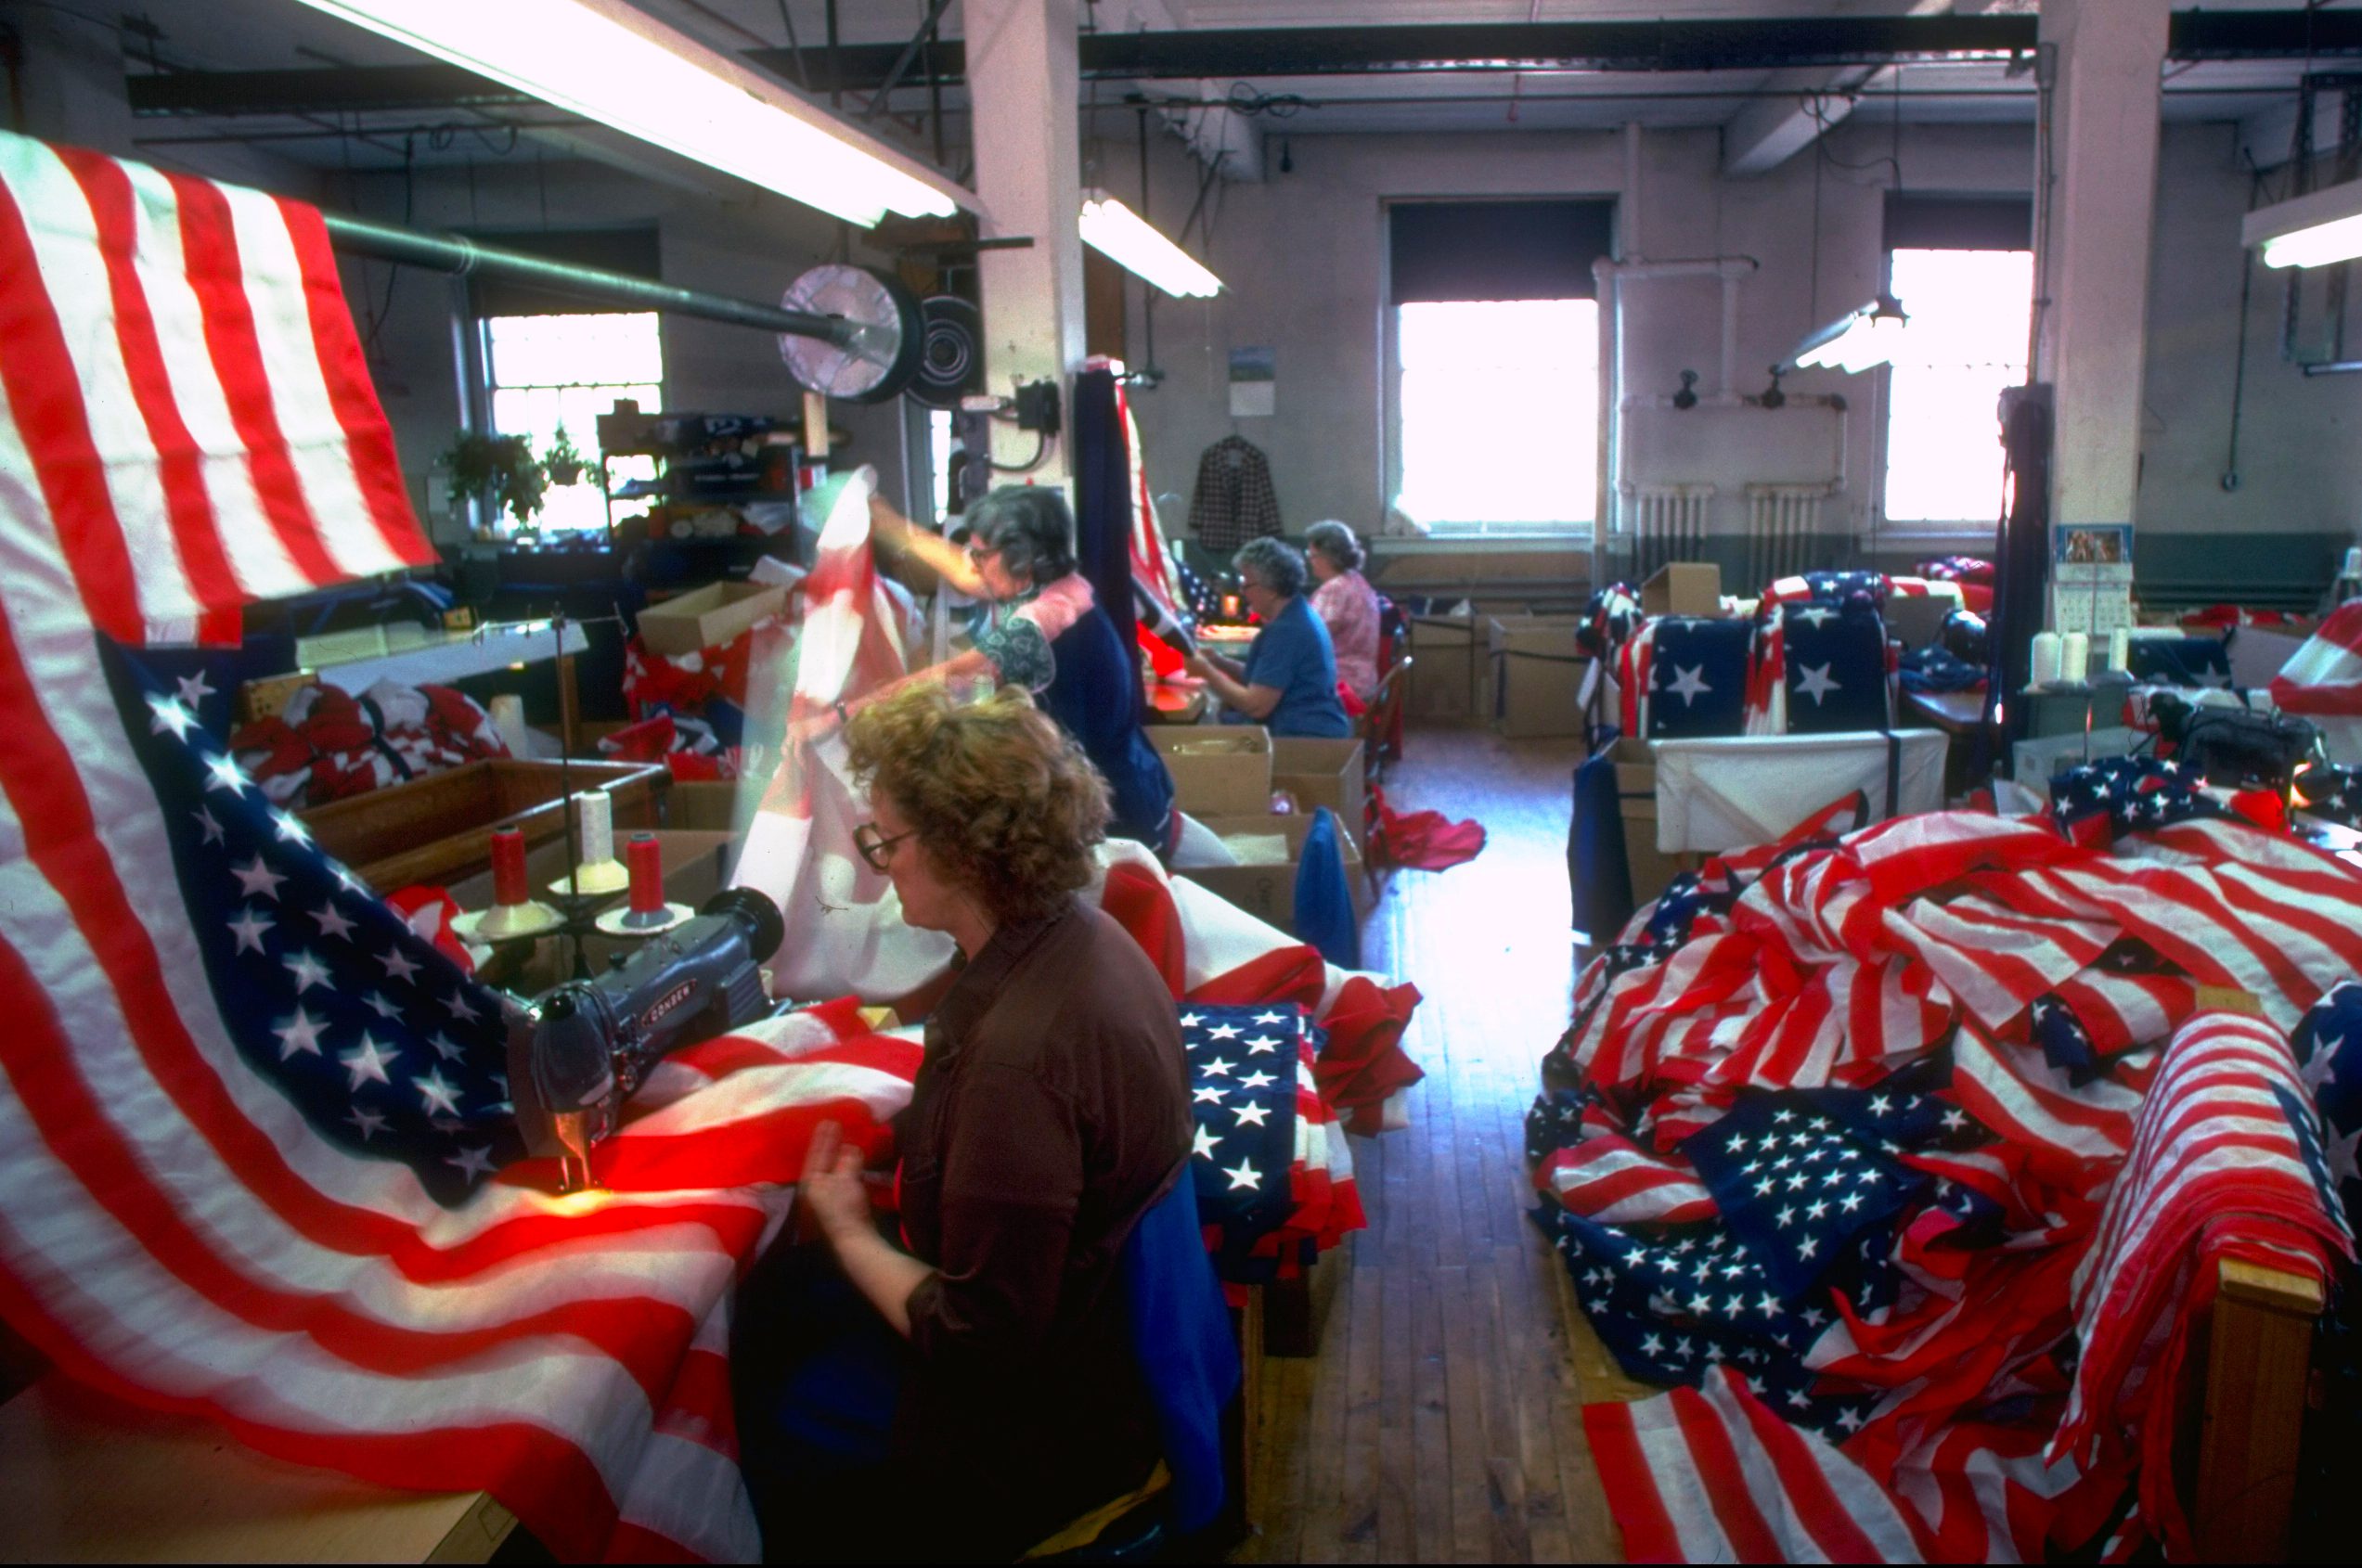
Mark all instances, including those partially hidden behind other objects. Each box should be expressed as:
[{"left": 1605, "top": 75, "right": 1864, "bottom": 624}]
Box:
[
  {"left": 231, "top": 678, "right": 509, "bottom": 807},
  {"left": 1534, "top": 799, "right": 2362, "bottom": 1561},
  {"left": 1181, "top": 1004, "right": 1363, "bottom": 1296}
]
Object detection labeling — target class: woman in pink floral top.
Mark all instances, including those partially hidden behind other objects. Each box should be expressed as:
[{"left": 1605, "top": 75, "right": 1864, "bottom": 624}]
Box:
[{"left": 1305, "top": 521, "right": 1382, "bottom": 701}]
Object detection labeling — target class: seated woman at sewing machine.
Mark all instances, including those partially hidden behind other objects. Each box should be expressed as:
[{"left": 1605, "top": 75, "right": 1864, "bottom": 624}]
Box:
[
  {"left": 730, "top": 684, "right": 1193, "bottom": 1562},
  {"left": 854, "top": 484, "right": 1180, "bottom": 857},
  {"left": 1186, "top": 535, "right": 1354, "bottom": 739}
]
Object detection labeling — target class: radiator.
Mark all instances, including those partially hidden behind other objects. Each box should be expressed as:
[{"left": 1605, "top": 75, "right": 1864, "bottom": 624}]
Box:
[
  {"left": 1746, "top": 485, "right": 1826, "bottom": 586},
  {"left": 1628, "top": 483, "right": 1714, "bottom": 578}
]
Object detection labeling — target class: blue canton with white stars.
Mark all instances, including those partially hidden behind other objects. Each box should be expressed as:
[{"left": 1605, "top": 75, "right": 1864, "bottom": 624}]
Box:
[
  {"left": 2049, "top": 754, "right": 2226, "bottom": 844},
  {"left": 2293, "top": 981, "right": 2362, "bottom": 1234},
  {"left": 1646, "top": 617, "right": 1750, "bottom": 739},
  {"left": 1778, "top": 602, "right": 1890, "bottom": 735},
  {"left": 101, "top": 639, "right": 523, "bottom": 1206},
  {"left": 1181, "top": 1004, "right": 1304, "bottom": 1283}
]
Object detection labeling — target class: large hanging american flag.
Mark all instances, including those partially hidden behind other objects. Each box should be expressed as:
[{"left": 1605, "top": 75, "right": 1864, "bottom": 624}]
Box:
[{"left": 2, "top": 132, "right": 1418, "bottom": 1561}]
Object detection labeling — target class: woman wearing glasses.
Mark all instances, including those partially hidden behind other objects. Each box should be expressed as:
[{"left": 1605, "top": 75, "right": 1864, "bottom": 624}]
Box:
[
  {"left": 731, "top": 684, "right": 1193, "bottom": 1561},
  {"left": 860, "top": 485, "right": 1180, "bottom": 856}
]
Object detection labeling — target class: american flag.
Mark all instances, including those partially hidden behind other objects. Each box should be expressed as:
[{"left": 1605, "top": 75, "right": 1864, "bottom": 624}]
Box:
[
  {"left": 1544, "top": 796, "right": 2362, "bottom": 1561},
  {"left": 1618, "top": 614, "right": 1750, "bottom": 739},
  {"left": 2273, "top": 599, "right": 2362, "bottom": 717},
  {"left": 1181, "top": 1003, "right": 1361, "bottom": 1288},
  {"left": 1746, "top": 601, "right": 1895, "bottom": 738}
]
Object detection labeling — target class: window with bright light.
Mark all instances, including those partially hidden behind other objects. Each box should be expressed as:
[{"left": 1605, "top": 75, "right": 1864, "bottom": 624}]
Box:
[
  {"left": 1394, "top": 299, "right": 1598, "bottom": 535},
  {"left": 1881, "top": 248, "right": 2033, "bottom": 528},
  {"left": 484, "top": 312, "right": 664, "bottom": 534}
]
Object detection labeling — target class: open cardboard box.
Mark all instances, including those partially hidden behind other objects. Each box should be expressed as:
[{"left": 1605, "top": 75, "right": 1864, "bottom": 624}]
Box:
[
  {"left": 638, "top": 582, "right": 787, "bottom": 657},
  {"left": 1607, "top": 738, "right": 1686, "bottom": 910},
  {"left": 1271, "top": 736, "right": 1365, "bottom": 853},
  {"left": 1405, "top": 611, "right": 1480, "bottom": 720},
  {"left": 1640, "top": 562, "right": 1723, "bottom": 618},
  {"left": 1150, "top": 726, "right": 1275, "bottom": 816},
  {"left": 1177, "top": 811, "right": 1370, "bottom": 931},
  {"left": 1487, "top": 615, "right": 1592, "bottom": 739}
]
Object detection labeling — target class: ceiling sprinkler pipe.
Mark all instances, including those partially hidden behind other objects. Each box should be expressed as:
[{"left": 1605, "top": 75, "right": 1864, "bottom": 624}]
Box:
[{"left": 321, "top": 212, "right": 858, "bottom": 346}]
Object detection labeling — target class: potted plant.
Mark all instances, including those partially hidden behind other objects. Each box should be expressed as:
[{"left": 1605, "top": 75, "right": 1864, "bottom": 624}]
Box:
[
  {"left": 442, "top": 431, "right": 549, "bottom": 526},
  {"left": 544, "top": 426, "right": 588, "bottom": 487}
]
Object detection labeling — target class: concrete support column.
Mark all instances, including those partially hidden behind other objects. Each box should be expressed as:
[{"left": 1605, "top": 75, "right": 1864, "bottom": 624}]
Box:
[
  {"left": 2035, "top": 0, "right": 2168, "bottom": 531},
  {"left": 964, "top": 0, "right": 1086, "bottom": 485}
]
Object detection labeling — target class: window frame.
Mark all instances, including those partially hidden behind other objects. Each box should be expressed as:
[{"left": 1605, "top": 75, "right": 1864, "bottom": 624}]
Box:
[
  {"left": 476, "top": 310, "right": 666, "bottom": 538},
  {"left": 1871, "top": 245, "right": 2033, "bottom": 550}
]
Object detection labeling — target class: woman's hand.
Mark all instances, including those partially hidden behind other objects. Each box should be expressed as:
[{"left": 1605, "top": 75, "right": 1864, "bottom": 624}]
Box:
[
  {"left": 1183, "top": 653, "right": 1213, "bottom": 680},
  {"left": 799, "top": 1119, "right": 871, "bottom": 1244}
]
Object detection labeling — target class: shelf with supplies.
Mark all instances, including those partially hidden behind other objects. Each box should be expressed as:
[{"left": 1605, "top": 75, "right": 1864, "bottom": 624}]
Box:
[{"left": 595, "top": 404, "right": 823, "bottom": 546}]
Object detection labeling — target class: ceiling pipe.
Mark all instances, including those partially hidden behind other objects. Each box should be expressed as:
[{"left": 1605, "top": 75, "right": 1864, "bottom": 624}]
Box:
[{"left": 320, "top": 211, "right": 861, "bottom": 345}]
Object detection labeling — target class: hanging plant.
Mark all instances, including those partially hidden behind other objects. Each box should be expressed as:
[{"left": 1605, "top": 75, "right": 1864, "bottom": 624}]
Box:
[
  {"left": 544, "top": 426, "right": 588, "bottom": 487},
  {"left": 442, "top": 431, "right": 549, "bottom": 525}
]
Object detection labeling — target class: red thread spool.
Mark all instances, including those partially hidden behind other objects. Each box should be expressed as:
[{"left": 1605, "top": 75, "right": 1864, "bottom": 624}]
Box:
[
  {"left": 627, "top": 832, "right": 665, "bottom": 914},
  {"left": 490, "top": 827, "right": 529, "bottom": 906}
]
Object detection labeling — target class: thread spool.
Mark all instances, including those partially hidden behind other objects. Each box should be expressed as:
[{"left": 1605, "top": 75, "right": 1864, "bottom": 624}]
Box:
[
  {"left": 2030, "top": 631, "right": 2063, "bottom": 688},
  {"left": 594, "top": 831, "right": 691, "bottom": 937},
  {"left": 491, "top": 826, "right": 529, "bottom": 906},
  {"left": 489, "top": 694, "right": 532, "bottom": 758},
  {"left": 2108, "top": 627, "right": 2131, "bottom": 674},
  {"left": 2060, "top": 632, "right": 2090, "bottom": 685},
  {"left": 2344, "top": 546, "right": 2362, "bottom": 579},
  {"left": 627, "top": 833, "right": 665, "bottom": 914},
  {"left": 458, "top": 825, "right": 560, "bottom": 942},
  {"left": 549, "top": 788, "right": 629, "bottom": 897}
]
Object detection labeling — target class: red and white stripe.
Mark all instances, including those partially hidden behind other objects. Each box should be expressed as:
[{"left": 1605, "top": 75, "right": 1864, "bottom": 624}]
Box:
[
  {"left": 1584, "top": 1367, "right": 1927, "bottom": 1562},
  {"left": 1535, "top": 1133, "right": 1716, "bottom": 1225},
  {"left": 2268, "top": 599, "right": 2362, "bottom": 716},
  {"left": 0, "top": 131, "right": 429, "bottom": 647}
]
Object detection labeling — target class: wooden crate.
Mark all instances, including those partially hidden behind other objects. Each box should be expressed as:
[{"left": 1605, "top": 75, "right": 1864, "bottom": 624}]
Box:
[{"left": 300, "top": 759, "right": 668, "bottom": 892}]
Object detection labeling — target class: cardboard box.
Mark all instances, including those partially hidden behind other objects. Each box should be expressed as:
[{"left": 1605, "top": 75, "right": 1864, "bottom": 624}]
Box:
[
  {"left": 1177, "top": 811, "right": 1370, "bottom": 931},
  {"left": 1271, "top": 736, "right": 1365, "bottom": 852},
  {"left": 1151, "top": 726, "right": 1274, "bottom": 816},
  {"left": 638, "top": 581, "right": 788, "bottom": 656},
  {"left": 1406, "top": 613, "right": 1478, "bottom": 720},
  {"left": 1882, "top": 592, "right": 1953, "bottom": 650},
  {"left": 1487, "top": 615, "right": 1591, "bottom": 739},
  {"left": 1608, "top": 738, "right": 1685, "bottom": 910},
  {"left": 1640, "top": 562, "right": 1723, "bottom": 618},
  {"left": 665, "top": 779, "right": 753, "bottom": 834}
]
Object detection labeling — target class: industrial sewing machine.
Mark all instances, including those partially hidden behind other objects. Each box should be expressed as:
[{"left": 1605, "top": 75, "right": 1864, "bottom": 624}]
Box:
[{"left": 508, "top": 888, "right": 787, "bottom": 1190}]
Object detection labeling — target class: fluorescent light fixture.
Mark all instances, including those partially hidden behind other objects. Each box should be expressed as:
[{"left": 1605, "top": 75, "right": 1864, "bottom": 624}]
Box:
[
  {"left": 1787, "top": 296, "right": 1910, "bottom": 375},
  {"left": 286, "top": 0, "right": 969, "bottom": 227},
  {"left": 2244, "top": 179, "right": 2362, "bottom": 270},
  {"left": 1079, "top": 190, "right": 1223, "bottom": 299}
]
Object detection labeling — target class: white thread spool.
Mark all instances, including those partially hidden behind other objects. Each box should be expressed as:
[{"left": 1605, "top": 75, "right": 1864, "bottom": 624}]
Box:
[
  {"left": 2107, "top": 627, "right": 2131, "bottom": 673},
  {"left": 2060, "top": 632, "right": 2090, "bottom": 685},
  {"left": 575, "top": 788, "right": 614, "bottom": 865},
  {"left": 2030, "top": 631, "right": 2063, "bottom": 688},
  {"left": 2344, "top": 546, "right": 2362, "bottom": 578},
  {"left": 489, "top": 694, "right": 531, "bottom": 757}
]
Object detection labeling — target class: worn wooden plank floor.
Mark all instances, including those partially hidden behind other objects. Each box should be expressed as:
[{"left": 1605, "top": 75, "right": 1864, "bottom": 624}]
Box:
[{"left": 1230, "top": 723, "right": 1646, "bottom": 1565}]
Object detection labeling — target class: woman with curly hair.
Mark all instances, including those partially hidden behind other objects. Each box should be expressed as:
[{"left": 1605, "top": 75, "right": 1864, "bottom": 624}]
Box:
[
  {"left": 1304, "top": 520, "right": 1383, "bottom": 702},
  {"left": 730, "top": 684, "right": 1194, "bottom": 1562}
]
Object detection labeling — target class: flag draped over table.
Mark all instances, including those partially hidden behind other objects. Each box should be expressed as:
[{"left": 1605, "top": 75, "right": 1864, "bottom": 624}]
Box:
[
  {"left": 1536, "top": 790, "right": 2362, "bottom": 1562},
  {"left": 0, "top": 129, "right": 948, "bottom": 1563}
]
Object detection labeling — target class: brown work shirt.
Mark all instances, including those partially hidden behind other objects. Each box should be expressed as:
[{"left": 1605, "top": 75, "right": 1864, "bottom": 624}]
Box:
[{"left": 891, "top": 895, "right": 1194, "bottom": 1539}]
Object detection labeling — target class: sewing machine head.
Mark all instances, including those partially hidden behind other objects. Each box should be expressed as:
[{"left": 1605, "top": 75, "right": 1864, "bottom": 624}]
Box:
[{"left": 508, "top": 889, "right": 786, "bottom": 1190}]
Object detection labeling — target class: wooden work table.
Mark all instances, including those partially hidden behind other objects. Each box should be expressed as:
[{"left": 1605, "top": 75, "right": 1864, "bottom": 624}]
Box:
[{"left": 0, "top": 1378, "right": 513, "bottom": 1562}]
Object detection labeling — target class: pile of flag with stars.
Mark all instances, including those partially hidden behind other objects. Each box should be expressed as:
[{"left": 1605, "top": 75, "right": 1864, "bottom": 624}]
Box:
[
  {"left": 1531, "top": 788, "right": 2362, "bottom": 1561},
  {"left": 1180, "top": 1004, "right": 1362, "bottom": 1296}
]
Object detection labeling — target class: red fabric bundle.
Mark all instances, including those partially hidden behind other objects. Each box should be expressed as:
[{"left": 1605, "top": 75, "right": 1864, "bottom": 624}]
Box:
[
  {"left": 1368, "top": 784, "right": 1485, "bottom": 871},
  {"left": 230, "top": 679, "right": 508, "bottom": 808}
]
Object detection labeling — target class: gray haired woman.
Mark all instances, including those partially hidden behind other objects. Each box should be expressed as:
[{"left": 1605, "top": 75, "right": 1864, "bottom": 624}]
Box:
[
  {"left": 859, "top": 484, "right": 1180, "bottom": 851},
  {"left": 1185, "top": 536, "right": 1353, "bottom": 739},
  {"left": 1303, "top": 521, "right": 1383, "bottom": 701}
]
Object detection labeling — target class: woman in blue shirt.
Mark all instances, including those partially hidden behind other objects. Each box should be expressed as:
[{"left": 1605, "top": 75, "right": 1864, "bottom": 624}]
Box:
[{"left": 1186, "top": 537, "right": 1354, "bottom": 739}]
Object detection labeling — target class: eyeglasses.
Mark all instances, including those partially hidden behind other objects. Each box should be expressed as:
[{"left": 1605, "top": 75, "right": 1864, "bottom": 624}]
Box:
[
  {"left": 964, "top": 539, "right": 1000, "bottom": 565},
  {"left": 853, "top": 821, "right": 919, "bottom": 873}
]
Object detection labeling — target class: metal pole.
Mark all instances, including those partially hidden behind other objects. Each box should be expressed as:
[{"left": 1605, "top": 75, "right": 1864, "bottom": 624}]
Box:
[{"left": 320, "top": 212, "right": 858, "bottom": 346}]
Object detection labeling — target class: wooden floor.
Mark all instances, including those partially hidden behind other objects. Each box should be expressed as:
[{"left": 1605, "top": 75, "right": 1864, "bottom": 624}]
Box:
[{"left": 1231, "top": 722, "right": 1645, "bottom": 1565}]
